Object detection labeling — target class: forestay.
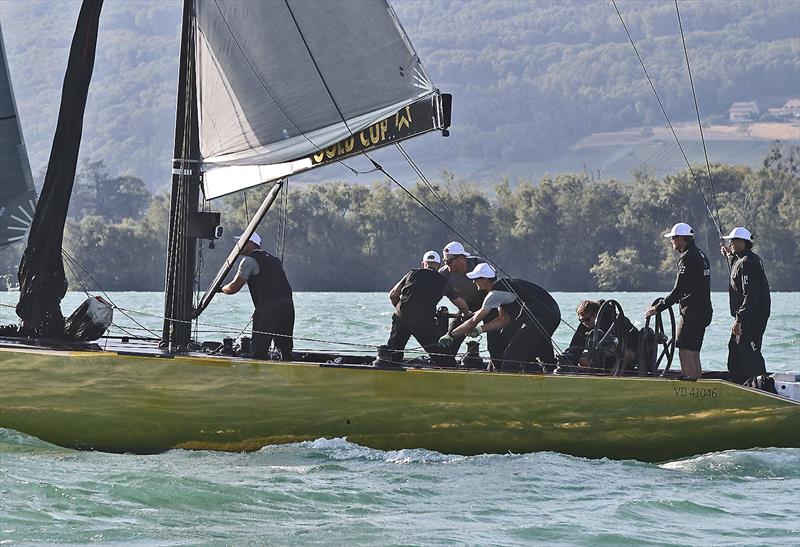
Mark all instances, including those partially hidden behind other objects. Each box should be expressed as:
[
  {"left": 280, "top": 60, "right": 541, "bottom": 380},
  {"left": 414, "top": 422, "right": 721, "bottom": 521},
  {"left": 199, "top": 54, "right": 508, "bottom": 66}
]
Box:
[{"left": 194, "top": 0, "right": 437, "bottom": 199}]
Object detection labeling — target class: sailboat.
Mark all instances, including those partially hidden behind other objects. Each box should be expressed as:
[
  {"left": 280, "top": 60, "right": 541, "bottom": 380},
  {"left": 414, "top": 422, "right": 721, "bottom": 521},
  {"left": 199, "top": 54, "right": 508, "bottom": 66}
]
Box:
[
  {"left": 0, "top": 0, "right": 798, "bottom": 463},
  {"left": 0, "top": 20, "right": 37, "bottom": 250}
]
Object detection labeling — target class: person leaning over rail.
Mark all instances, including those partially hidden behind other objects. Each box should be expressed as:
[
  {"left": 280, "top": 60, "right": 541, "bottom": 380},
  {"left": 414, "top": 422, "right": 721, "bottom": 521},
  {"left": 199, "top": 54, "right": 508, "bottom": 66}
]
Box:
[
  {"left": 445, "top": 263, "right": 561, "bottom": 372},
  {"left": 437, "top": 241, "right": 491, "bottom": 357},
  {"left": 645, "top": 223, "right": 711, "bottom": 379},
  {"left": 720, "top": 227, "right": 771, "bottom": 384},
  {"left": 377, "top": 250, "right": 469, "bottom": 367},
  {"left": 219, "top": 233, "right": 294, "bottom": 361}
]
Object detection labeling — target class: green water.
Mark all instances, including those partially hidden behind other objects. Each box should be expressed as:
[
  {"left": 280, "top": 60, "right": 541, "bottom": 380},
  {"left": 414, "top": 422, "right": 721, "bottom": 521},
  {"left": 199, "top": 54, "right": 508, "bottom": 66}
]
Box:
[{"left": 1, "top": 292, "right": 798, "bottom": 544}]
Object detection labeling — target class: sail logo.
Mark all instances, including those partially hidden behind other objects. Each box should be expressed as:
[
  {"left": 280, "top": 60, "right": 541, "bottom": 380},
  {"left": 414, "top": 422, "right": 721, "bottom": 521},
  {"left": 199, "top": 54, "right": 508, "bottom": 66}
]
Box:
[{"left": 309, "top": 100, "right": 438, "bottom": 166}]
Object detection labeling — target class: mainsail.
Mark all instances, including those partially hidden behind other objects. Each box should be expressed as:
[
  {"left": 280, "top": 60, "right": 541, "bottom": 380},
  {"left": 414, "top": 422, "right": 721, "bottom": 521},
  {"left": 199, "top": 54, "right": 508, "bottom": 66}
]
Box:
[
  {"left": 0, "top": 20, "right": 36, "bottom": 247},
  {"left": 194, "top": 0, "right": 446, "bottom": 199},
  {"left": 168, "top": 0, "right": 451, "bottom": 336}
]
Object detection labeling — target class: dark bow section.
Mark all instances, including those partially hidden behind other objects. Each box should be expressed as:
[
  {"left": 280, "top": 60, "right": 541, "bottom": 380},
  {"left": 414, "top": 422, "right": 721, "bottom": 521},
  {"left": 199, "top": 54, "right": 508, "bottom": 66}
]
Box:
[{"left": 16, "top": 0, "right": 104, "bottom": 337}]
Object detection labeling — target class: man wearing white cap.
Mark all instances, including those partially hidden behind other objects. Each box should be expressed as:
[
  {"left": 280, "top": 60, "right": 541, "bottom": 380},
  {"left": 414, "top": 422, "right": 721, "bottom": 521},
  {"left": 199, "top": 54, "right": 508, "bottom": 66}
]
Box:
[
  {"left": 447, "top": 263, "right": 561, "bottom": 371},
  {"left": 379, "top": 250, "right": 469, "bottom": 366},
  {"left": 438, "top": 241, "right": 488, "bottom": 356},
  {"left": 720, "top": 227, "right": 771, "bottom": 383},
  {"left": 645, "top": 222, "right": 712, "bottom": 379},
  {"left": 221, "top": 233, "right": 294, "bottom": 360}
]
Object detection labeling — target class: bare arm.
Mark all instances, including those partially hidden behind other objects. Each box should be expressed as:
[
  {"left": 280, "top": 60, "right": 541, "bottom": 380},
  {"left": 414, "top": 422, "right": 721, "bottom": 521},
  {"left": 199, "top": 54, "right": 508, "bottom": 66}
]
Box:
[
  {"left": 221, "top": 275, "right": 247, "bottom": 295},
  {"left": 451, "top": 306, "right": 493, "bottom": 336},
  {"left": 479, "top": 307, "right": 512, "bottom": 332},
  {"left": 389, "top": 279, "right": 403, "bottom": 307}
]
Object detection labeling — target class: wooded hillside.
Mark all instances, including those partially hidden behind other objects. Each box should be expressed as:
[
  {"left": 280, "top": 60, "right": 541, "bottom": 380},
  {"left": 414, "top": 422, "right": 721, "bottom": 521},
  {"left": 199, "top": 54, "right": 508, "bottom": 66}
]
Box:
[{"left": 1, "top": 0, "right": 797, "bottom": 189}]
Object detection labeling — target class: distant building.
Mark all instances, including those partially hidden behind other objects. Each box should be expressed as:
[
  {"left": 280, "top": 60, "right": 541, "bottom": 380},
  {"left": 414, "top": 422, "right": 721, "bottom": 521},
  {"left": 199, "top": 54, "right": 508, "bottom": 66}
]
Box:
[
  {"left": 729, "top": 101, "right": 760, "bottom": 123},
  {"left": 766, "top": 98, "right": 800, "bottom": 120}
]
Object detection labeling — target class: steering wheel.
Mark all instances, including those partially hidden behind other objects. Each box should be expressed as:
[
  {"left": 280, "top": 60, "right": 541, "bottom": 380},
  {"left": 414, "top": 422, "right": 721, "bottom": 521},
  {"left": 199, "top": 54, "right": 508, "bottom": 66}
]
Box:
[
  {"left": 637, "top": 297, "right": 676, "bottom": 376},
  {"left": 588, "top": 299, "right": 628, "bottom": 376}
]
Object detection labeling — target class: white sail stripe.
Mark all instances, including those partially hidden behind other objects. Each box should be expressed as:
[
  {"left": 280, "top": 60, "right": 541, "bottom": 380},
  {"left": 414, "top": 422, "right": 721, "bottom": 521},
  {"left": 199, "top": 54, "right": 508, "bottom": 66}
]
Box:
[
  {"left": 6, "top": 235, "right": 25, "bottom": 242},
  {"left": 9, "top": 214, "right": 31, "bottom": 225},
  {"left": 7, "top": 225, "right": 28, "bottom": 231},
  {"left": 17, "top": 204, "right": 33, "bottom": 221}
]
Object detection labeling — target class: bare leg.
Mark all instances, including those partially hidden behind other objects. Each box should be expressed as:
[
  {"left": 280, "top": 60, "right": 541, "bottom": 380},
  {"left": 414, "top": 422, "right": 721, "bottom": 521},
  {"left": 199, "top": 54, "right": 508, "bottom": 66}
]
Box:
[
  {"left": 692, "top": 351, "right": 703, "bottom": 379},
  {"left": 678, "top": 349, "right": 702, "bottom": 379}
]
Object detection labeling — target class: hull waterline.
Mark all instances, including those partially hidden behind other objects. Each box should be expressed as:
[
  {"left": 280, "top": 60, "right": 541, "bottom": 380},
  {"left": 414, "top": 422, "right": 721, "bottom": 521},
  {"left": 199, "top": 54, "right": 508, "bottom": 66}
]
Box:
[{"left": 1, "top": 343, "right": 798, "bottom": 462}]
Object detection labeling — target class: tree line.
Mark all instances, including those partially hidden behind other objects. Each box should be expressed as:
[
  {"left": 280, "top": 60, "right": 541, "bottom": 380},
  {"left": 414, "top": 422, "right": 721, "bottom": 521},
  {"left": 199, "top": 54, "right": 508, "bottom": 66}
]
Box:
[{"left": 1, "top": 145, "right": 797, "bottom": 294}]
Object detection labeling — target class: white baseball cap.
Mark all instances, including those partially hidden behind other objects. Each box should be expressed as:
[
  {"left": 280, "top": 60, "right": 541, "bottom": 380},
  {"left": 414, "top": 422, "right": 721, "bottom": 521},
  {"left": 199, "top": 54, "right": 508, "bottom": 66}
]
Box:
[
  {"left": 422, "top": 250, "right": 441, "bottom": 263},
  {"left": 235, "top": 232, "right": 262, "bottom": 246},
  {"left": 466, "top": 262, "right": 497, "bottom": 279},
  {"left": 443, "top": 241, "right": 467, "bottom": 258},
  {"left": 722, "top": 226, "right": 753, "bottom": 241},
  {"left": 663, "top": 222, "right": 694, "bottom": 238}
]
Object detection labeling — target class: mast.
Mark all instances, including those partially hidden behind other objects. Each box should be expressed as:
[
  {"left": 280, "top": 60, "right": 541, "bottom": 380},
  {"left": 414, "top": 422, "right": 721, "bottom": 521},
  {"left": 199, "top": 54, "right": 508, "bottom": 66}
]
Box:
[{"left": 161, "top": 0, "right": 201, "bottom": 350}]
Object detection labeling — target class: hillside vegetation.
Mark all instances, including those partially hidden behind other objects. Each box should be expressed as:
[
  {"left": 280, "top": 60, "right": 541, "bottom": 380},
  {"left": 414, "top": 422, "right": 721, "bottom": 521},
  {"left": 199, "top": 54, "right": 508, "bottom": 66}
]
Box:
[
  {"left": 1, "top": 145, "right": 797, "bottom": 294},
  {"left": 1, "top": 0, "right": 797, "bottom": 189}
]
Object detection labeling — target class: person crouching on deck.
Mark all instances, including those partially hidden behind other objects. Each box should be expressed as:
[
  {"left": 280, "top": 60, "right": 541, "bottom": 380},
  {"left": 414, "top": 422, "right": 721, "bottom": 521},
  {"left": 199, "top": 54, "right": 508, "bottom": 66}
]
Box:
[
  {"left": 446, "top": 263, "right": 561, "bottom": 372},
  {"left": 645, "top": 222, "right": 711, "bottom": 379},
  {"left": 220, "top": 233, "right": 294, "bottom": 361},
  {"left": 378, "top": 251, "right": 469, "bottom": 367}
]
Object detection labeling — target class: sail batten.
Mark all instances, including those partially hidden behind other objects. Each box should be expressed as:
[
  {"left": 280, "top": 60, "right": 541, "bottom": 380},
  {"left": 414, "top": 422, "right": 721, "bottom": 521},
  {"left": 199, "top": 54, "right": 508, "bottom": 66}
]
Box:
[{"left": 194, "top": 0, "right": 442, "bottom": 199}]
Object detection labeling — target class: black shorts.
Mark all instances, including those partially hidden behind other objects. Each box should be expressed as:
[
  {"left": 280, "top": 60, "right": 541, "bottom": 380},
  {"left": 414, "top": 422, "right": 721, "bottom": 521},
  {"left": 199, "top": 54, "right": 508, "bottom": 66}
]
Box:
[{"left": 676, "top": 316, "right": 707, "bottom": 351}]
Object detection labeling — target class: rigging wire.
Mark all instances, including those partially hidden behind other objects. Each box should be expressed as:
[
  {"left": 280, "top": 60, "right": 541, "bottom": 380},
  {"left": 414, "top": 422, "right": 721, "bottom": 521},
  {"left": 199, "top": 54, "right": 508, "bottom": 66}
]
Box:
[
  {"left": 209, "top": 0, "right": 372, "bottom": 179},
  {"left": 282, "top": 0, "right": 573, "bottom": 350},
  {"left": 60, "top": 249, "right": 160, "bottom": 338},
  {"left": 610, "top": 0, "right": 723, "bottom": 237},
  {"left": 673, "top": 0, "right": 724, "bottom": 236}
]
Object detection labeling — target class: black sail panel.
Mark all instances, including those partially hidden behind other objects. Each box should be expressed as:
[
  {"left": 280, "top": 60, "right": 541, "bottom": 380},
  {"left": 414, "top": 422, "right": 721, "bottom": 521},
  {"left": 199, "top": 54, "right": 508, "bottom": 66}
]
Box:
[
  {"left": 0, "top": 20, "right": 37, "bottom": 248},
  {"left": 16, "top": 0, "right": 104, "bottom": 337}
]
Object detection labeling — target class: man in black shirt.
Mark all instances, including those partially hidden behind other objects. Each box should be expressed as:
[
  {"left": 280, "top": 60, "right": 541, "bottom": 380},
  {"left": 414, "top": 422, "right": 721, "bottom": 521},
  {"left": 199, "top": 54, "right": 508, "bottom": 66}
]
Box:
[
  {"left": 646, "top": 222, "right": 711, "bottom": 379},
  {"left": 449, "top": 263, "right": 561, "bottom": 371},
  {"left": 381, "top": 250, "right": 469, "bottom": 366},
  {"left": 221, "top": 233, "right": 294, "bottom": 360},
  {"left": 720, "top": 226, "right": 771, "bottom": 384}
]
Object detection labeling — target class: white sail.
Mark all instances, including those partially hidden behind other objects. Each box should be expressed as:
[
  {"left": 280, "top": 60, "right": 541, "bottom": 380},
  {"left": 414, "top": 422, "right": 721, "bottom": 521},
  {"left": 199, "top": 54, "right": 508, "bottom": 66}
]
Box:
[{"left": 194, "top": 0, "right": 436, "bottom": 199}]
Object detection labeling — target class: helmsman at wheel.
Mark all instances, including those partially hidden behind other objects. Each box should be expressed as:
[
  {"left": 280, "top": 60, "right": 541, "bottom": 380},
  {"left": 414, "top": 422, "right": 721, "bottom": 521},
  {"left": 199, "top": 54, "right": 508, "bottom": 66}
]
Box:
[
  {"left": 646, "top": 222, "right": 711, "bottom": 379},
  {"left": 448, "top": 263, "right": 561, "bottom": 371},
  {"left": 220, "top": 233, "right": 294, "bottom": 360},
  {"left": 720, "top": 227, "right": 771, "bottom": 384}
]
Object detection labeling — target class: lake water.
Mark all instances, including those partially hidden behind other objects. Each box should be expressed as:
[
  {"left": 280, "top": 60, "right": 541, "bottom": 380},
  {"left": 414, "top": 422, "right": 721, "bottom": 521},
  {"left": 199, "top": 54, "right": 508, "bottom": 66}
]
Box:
[{"left": 1, "top": 291, "right": 799, "bottom": 545}]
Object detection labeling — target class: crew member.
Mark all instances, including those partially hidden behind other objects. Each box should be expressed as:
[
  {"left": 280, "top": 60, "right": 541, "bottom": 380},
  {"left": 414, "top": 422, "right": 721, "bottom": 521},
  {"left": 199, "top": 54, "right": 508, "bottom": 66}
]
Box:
[
  {"left": 563, "top": 300, "right": 639, "bottom": 370},
  {"left": 380, "top": 250, "right": 469, "bottom": 366},
  {"left": 645, "top": 222, "right": 711, "bottom": 379},
  {"left": 220, "top": 233, "right": 294, "bottom": 360},
  {"left": 720, "top": 227, "right": 771, "bottom": 384},
  {"left": 446, "top": 263, "right": 561, "bottom": 371},
  {"left": 437, "top": 241, "right": 488, "bottom": 355}
]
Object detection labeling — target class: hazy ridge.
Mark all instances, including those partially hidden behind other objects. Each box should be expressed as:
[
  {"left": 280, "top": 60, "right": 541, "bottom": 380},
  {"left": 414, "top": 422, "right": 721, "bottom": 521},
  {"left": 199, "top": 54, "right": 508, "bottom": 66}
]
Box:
[{"left": 1, "top": 0, "right": 797, "bottom": 189}]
